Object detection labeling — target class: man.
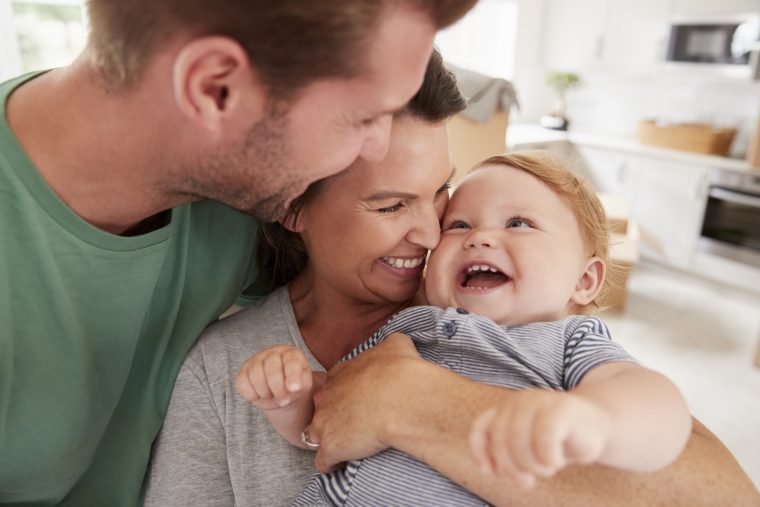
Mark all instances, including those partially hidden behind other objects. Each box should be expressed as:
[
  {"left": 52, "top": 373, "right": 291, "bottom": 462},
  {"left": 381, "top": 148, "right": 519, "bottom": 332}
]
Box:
[{"left": 0, "top": 1, "right": 476, "bottom": 504}]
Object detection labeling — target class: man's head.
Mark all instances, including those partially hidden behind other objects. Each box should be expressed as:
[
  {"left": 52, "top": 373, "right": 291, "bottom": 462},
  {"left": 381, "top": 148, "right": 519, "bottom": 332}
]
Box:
[
  {"left": 85, "top": 1, "right": 476, "bottom": 221},
  {"left": 87, "top": 1, "right": 477, "bottom": 94}
]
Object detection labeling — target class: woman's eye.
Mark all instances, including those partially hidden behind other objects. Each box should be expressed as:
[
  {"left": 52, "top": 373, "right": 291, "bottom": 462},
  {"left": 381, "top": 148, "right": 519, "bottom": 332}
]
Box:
[
  {"left": 506, "top": 217, "right": 532, "bottom": 228},
  {"left": 377, "top": 203, "right": 403, "bottom": 213},
  {"left": 435, "top": 181, "right": 452, "bottom": 196}
]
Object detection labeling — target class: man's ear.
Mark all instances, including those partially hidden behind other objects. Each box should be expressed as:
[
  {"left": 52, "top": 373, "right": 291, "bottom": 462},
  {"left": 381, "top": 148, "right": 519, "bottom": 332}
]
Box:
[
  {"left": 571, "top": 257, "right": 606, "bottom": 306},
  {"left": 172, "top": 36, "right": 267, "bottom": 135}
]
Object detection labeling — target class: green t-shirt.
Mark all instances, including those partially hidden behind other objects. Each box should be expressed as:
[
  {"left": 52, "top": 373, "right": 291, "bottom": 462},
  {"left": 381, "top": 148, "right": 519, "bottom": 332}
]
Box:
[{"left": 0, "top": 73, "right": 263, "bottom": 505}]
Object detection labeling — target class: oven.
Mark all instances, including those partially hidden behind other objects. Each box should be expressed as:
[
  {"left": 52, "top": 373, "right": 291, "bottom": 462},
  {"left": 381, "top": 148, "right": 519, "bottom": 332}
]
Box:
[{"left": 698, "top": 168, "right": 760, "bottom": 268}]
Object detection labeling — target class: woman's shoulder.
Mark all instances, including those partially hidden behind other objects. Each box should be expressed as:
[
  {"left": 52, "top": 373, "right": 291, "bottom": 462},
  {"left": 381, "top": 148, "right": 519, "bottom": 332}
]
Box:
[{"left": 185, "top": 286, "right": 299, "bottom": 376}]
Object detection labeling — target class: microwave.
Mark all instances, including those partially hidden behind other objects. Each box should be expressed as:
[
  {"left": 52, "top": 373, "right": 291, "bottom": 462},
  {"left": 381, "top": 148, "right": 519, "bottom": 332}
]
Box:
[{"left": 666, "top": 15, "right": 760, "bottom": 65}]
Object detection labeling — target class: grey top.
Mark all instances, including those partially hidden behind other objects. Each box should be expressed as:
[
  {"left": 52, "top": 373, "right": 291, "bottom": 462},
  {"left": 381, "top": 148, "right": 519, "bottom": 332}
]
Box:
[{"left": 143, "top": 286, "right": 325, "bottom": 507}]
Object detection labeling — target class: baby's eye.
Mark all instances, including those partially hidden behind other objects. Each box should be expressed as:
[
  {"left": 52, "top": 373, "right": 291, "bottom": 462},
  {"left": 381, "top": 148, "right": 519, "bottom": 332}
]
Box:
[
  {"left": 444, "top": 220, "right": 470, "bottom": 231},
  {"left": 506, "top": 217, "right": 532, "bottom": 228},
  {"left": 377, "top": 202, "right": 403, "bottom": 213}
]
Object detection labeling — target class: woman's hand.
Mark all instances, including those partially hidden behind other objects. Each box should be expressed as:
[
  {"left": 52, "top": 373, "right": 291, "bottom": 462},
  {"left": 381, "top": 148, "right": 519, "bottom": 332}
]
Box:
[
  {"left": 309, "top": 332, "right": 423, "bottom": 472},
  {"left": 235, "top": 345, "right": 314, "bottom": 410}
]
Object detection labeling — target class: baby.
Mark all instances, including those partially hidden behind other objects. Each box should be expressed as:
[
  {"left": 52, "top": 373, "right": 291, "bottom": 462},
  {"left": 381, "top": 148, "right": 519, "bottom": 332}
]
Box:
[{"left": 236, "top": 152, "right": 692, "bottom": 506}]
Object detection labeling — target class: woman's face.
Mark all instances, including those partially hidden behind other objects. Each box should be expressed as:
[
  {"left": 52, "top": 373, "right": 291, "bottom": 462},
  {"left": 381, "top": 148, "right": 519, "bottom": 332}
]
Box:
[{"left": 297, "top": 116, "right": 454, "bottom": 305}]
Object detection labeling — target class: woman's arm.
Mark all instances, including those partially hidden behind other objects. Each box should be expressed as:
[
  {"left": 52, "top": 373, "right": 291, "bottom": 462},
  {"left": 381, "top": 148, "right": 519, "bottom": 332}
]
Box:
[
  {"left": 310, "top": 334, "right": 760, "bottom": 507},
  {"left": 143, "top": 362, "right": 235, "bottom": 507}
]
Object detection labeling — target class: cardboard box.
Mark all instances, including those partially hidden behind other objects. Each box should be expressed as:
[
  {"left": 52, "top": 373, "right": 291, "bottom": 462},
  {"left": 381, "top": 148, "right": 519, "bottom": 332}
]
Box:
[
  {"left": 598, "top": 194, "right": 630, "bottom": 235},
  {"left": 596, "top": 194, "right": 640, "bottom": 312},
  {"left": 448, "top": 109, "right": 509, "bottom": 181},
  {"left": 746, "top": 120, "right": 760, "bottom": 169},
  {"left": 638, "top": 120, "right": 736, "bottom": 156}
]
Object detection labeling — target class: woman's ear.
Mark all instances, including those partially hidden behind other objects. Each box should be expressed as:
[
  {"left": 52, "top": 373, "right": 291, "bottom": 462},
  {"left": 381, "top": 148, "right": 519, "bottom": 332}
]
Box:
[
  {"left": 279, "top": 213, "right": 304, "bottom": 233},
  {"left": 571, "top": 257, "right": 606, "bottom": 306},
  {"left": 172, "top": 36, "right": 267, "bottom": 136}
]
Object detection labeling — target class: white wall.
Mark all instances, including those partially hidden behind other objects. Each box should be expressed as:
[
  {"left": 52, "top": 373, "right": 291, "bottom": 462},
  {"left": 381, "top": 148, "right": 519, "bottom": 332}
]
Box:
[{"left": 0, "top": 0, "right": 23, "bottom": 81}]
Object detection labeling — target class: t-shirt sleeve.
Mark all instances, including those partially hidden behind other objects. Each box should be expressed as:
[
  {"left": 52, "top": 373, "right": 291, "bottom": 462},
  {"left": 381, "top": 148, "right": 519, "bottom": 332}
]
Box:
[
  {"left": 562, "top": 316, "right": 638, "bottom": 390},
  {"left": 143, "top": 357, "right": 235, "bottom": 506}
]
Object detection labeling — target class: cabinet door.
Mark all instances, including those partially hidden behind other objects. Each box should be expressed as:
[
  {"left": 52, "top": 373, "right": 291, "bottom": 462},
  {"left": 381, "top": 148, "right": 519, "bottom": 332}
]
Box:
[
  {"left": 572, "top": 145, "right": 632, "bottom": 196},
  {"left": 628, "top": 156, "right": 709, "bottom": 268},
  {"left": 604, "top": 0, "right": 670, "bottom": 74},
  {"left": 542, "top": 0, "right": 609, "bottom": 72}
]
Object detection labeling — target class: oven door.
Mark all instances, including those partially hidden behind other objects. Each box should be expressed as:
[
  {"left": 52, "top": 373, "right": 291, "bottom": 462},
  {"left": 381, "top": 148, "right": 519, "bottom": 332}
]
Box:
[{"left": 699, "top": 186, "right": 760, "bottom": 268}]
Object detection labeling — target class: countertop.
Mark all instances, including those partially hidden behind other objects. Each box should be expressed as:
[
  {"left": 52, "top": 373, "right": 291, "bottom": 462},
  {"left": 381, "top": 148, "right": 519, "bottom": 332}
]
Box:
[{"left": 507, "top": 124, "right": 760, "bottom": 175}]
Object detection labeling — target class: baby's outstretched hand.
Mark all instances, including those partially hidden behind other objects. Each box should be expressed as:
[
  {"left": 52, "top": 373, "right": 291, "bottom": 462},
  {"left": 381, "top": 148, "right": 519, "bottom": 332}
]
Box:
[
  {"left": 469, "top": 389, "right": 610, "bottom": 488},
  {"left": 236, "top": 345, "right": 313, "bottom": 411}
]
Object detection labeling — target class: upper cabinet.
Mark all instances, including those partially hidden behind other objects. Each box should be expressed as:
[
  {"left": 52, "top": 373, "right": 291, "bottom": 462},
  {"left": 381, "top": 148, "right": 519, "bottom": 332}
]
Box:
[
  {"left": 542, "top": 0, "right": 754, "bottom": 75},
  {"left": 542, "top": 0, "right": 609, "bottom": 72}
]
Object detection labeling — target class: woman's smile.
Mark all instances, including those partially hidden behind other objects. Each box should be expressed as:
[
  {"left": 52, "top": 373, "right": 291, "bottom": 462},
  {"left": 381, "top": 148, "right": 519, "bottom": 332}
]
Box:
[{"left": 378, "top": 255, "right": 427, "bottom": 278}]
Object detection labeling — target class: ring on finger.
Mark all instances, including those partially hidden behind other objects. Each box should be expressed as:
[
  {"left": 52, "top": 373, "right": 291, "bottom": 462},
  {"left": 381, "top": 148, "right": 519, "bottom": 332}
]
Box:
[{"left": 300, "top": 427, "right": 320, "bottom": 449}]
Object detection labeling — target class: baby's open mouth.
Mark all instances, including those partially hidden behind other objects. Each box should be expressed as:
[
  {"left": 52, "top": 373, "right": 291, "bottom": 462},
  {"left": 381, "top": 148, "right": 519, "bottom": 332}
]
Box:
[{"left": 460, "top": 263, "right": 510, "bottom": 289}]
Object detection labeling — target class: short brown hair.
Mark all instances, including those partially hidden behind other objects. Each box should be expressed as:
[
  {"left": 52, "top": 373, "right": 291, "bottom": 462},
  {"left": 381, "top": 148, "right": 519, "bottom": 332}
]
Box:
[
  {"left": 87, "top": 0, "right": 477, "bottom": 91},
  {"left": 473, "top": 152, "right": 612, "bottom": 313},
  {"left": 257, "top": 47, "right": 466, "bottom": 290}
]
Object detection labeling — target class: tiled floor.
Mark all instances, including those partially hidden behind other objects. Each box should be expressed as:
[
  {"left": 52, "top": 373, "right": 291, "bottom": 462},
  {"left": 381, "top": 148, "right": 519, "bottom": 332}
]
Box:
[{"left": 603, "top": 260, "right": 760, "bottom": 490}]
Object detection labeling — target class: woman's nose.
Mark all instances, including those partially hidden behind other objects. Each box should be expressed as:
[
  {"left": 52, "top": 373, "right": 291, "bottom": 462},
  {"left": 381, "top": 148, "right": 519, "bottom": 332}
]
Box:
[
  {"left": 406, "top": 207, "right": 442, "bottom": 250},
  {"left": 465, "top": 229, "right": 495, "bottom": 249}
]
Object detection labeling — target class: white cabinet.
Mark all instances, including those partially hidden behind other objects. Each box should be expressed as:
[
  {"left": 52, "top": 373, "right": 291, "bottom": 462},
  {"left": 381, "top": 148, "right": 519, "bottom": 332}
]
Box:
[
  {"left": 542, "top": 0, "right": 609, "bottom": 72},
  {"left": 604, "top": 0, "right": 671, "bottom": 74},
  {"left": 570, "top": 144, "right": 710, "bottom": 268},
  {"left": 627, "top": 156, "right": 709, "bottom": 268},
  {"left": 573, "top": 145, "right": 632, "bottom": 196},
  {"left": 542, "top": 0, "right": 671, "bottom": 75}
]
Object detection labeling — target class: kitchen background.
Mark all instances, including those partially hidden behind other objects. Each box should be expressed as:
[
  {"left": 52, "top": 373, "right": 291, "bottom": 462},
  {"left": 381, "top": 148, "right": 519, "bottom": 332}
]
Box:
[{"left": 2, "top": 0, "right": 759, "bottom": 494}]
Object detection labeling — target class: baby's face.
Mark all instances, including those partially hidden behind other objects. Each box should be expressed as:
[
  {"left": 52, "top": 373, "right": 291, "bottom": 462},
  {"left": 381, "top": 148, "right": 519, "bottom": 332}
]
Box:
[{"left": 425, "top": 165, "right": 594, "bottom": 326}]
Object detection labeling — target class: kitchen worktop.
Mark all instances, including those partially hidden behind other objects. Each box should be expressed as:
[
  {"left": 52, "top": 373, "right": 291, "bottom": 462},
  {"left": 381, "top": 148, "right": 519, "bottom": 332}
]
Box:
[{"left": 507, "top": 124, "right": 760, "bottom": 175}]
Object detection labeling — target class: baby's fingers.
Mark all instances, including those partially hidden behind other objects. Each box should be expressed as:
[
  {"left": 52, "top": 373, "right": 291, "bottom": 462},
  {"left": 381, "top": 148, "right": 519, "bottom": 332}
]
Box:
[
  {"left": 282, "top": 349, "right": 312, "bottom": 394},
  {"left": 262, "top": 354, "right": 290, "bottom": 404}
]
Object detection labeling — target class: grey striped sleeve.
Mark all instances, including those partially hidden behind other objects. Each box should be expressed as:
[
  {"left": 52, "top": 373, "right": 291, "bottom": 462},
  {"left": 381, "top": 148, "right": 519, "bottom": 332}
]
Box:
[{"left": 563, "top": 316, "right": 638, "bottom": 390}]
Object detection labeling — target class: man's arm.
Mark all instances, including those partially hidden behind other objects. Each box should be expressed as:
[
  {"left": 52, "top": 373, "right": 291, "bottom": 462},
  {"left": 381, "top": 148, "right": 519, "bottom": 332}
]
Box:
[{"left": 310, "top": 334, "right": 760, "bottom": 507}]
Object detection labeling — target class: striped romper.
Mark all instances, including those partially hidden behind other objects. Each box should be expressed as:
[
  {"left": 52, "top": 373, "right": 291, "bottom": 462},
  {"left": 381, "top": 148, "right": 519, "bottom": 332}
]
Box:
[{"left": 294, "top": 306, "right": 636, "bottom": 507}]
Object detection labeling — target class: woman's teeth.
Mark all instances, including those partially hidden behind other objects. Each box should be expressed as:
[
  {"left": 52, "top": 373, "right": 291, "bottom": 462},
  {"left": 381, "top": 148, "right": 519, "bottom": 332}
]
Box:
[{"left": 382, "top": 256, "right": 424, "bottom": 269}]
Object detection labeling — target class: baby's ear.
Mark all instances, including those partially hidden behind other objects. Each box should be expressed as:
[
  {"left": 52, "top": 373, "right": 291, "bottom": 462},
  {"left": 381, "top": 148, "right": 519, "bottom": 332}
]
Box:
[{"left": 571, "top": 257, "right": 606, "bottom": 306}]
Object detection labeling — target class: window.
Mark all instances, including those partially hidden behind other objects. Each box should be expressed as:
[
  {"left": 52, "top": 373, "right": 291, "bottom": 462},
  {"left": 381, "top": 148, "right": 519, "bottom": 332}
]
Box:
[
  {"left": 435, "top": 0, "right": 519, "bottom": 79},
  {"left": 0, "top": 0, "right": 87, "bottom": 81}
]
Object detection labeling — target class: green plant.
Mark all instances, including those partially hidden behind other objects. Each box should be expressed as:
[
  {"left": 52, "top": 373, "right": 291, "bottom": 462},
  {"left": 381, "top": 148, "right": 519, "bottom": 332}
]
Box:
[
  {"left": 545, "top": 72, "right": 581, "bottom": 92},
  {"left": 544, "top": 72, "right": 582, "bottom": 120}
]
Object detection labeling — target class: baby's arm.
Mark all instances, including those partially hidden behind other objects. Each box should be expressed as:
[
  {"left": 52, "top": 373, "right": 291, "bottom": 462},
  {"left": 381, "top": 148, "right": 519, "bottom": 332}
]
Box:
[
  {"left": 236, "top": 345, "right": 324, "bottom": 449},
  {"left": 470, "top": 362, "right": 692, "bottom": 486}
]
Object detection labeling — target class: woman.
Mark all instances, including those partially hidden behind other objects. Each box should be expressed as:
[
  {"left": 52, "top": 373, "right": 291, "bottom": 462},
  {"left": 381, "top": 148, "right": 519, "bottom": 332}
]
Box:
[{"left": 145, "top": 50, "right": 759, "bottom": 506}]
